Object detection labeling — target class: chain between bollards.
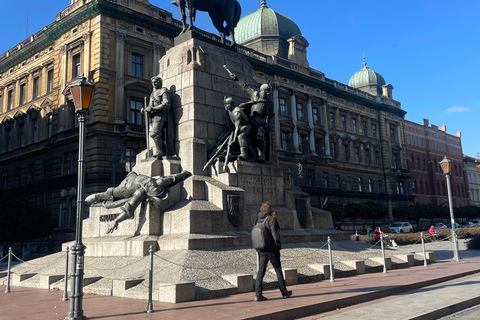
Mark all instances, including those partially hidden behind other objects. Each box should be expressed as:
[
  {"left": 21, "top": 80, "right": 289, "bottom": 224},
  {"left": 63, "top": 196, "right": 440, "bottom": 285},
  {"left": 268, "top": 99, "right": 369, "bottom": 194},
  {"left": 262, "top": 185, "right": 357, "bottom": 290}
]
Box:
[
  {"left": 147, "top": 245, "right": 154, "bottom": 313},
  {"left": 63, "top": 247, "right": 70, "bottom": 301},
  {"left": 421, "top": 232, "right": 428, "bottom": 267},
  {"left": 327, "top": 236, "right": 334, "bottom": 282},
  {"left": 380, "top": 233, "right": 387, "bottom": 273},
  {"left": 5, "top": 247, "right": 12, "bottom": 293}
]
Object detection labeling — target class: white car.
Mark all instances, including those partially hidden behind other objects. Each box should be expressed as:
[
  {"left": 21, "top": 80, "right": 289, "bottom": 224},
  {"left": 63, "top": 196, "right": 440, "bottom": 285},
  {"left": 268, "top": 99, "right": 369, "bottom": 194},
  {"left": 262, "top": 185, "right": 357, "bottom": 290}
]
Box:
[{"left": 390, "top": 222, "right": 413, "bottom": 233}]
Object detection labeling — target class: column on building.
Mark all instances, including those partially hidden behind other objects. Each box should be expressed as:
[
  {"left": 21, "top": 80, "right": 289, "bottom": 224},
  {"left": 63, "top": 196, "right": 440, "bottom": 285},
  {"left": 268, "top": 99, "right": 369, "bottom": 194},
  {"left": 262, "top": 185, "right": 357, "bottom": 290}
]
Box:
[
  {"left": 322, "top": 99, "right": 331, "bottom": 158},
  {"left": 83, "top": 32, "right": 91, "bottom": 77},
  {"left": 115, "top": 31, "right": 126, "bottom": 122},
  {"left": 306, "top": 95, "right": 317, "bottom": 156},
  {"left": 60, "top": 45, "right": 68, "bottom": 106},
  {"left": 290, "top": 90, "right": 301, "bottom": 154},
  {"left": 272, "top": 84, "right": 281, "bottom": 152}
]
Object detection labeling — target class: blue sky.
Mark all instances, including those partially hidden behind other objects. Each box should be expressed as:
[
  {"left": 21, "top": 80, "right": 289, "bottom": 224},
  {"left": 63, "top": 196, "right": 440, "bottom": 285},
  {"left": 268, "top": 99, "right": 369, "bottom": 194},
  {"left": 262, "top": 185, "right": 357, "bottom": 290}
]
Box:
[{"left": 1, "top": 0, "right": 478, "bottom": 157}]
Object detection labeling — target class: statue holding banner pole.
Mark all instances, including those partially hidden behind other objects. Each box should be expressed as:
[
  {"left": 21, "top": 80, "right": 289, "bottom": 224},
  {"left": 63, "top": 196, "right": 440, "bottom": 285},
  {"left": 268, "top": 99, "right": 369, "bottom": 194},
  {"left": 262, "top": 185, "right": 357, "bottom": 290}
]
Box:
[{"left": 142, "top": 76, "right": 175, "bottom": 158}]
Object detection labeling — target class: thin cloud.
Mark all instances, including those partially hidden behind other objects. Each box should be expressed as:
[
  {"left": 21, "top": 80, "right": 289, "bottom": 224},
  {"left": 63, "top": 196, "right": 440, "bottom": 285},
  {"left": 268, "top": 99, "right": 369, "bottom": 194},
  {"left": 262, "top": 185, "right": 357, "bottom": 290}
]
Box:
[{"left": 444, "top": 106, "right": 471, "bottom": 113}]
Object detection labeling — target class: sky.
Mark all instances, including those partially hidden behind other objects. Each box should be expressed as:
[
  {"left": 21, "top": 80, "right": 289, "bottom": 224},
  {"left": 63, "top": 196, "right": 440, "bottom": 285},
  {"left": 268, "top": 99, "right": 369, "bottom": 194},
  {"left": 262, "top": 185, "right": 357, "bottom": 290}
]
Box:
[{"left": 0, "top": 0, "right": 478, "bottom": 157}]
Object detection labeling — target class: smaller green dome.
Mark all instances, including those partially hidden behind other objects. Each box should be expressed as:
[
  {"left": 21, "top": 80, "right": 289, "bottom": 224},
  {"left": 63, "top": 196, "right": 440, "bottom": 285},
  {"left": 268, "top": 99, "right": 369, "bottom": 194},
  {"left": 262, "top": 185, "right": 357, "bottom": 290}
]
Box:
[{"left": 349, "top": 59, "right": 386, "bottom": 88}]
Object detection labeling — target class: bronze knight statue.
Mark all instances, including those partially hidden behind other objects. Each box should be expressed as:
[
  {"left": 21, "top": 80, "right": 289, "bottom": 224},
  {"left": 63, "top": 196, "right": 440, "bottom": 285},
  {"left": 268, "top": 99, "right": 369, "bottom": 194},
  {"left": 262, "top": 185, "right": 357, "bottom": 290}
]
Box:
[{"left": 85, "top": 170, "right": 190, "bottom": 234}]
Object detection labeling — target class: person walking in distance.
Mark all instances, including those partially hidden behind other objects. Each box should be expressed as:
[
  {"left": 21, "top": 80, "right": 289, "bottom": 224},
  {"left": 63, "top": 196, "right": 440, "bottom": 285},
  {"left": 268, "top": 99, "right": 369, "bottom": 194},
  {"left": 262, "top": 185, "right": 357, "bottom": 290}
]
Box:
[{"left": 254, "top": 202, "right": 292, "bottom": 301}]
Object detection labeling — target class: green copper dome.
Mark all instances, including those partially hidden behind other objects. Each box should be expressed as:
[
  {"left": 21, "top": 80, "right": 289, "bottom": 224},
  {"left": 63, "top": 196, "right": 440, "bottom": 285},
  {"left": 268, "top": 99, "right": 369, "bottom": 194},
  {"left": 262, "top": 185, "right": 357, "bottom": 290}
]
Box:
[
  {"left": 235, "top": 0, "right": 301, "bottom": 57},
  {"left": 349, "top": 59, "right": 386, "bottom": 88},
  {"left": 349, "top": 58, "right": 386, "bottom": 95}
]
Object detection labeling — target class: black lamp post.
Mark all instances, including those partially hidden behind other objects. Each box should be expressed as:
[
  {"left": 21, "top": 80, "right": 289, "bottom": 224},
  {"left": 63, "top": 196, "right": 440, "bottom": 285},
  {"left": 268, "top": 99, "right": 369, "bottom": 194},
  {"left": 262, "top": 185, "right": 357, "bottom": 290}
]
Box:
[
  {"left": 65, "top": 74, "right": 94, "bottom": 320},
  {"left": 439, "top": 155, "right": 460, "bottom": 262}
]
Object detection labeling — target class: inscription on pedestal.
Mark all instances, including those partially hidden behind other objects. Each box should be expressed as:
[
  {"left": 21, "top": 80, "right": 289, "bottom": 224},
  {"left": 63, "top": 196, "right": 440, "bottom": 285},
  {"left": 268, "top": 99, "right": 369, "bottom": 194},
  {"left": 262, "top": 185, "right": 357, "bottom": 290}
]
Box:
[{"left": 99, "top": 213, "right": 120, "bottom": 223}]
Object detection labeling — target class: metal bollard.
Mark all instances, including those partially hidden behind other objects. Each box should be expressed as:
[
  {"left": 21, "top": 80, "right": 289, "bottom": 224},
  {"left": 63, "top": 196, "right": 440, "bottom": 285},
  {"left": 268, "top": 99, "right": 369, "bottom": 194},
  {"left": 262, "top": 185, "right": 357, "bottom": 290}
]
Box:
[
  {"left": 5, "top": 247, "right": 12, "bottom": 293},
  {"left": 327, "top": 236, "right": 334, "bottom": 282},
  {"left": 63, "top": 247, "right": 69, "bottom": 301},
  {"left": 147, "top": 245, "right": 154, "bottom": 313},
  {"left": 380, "top": 233, "right": 387, "bottom": 273},
  {"left": 421, "top": 232, "right": 428, "bottom": 267}
]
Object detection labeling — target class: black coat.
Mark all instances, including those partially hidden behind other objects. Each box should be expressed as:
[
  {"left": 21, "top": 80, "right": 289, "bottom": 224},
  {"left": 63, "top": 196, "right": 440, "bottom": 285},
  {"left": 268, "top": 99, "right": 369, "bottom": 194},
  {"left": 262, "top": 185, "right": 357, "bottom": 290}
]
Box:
[{"left": 255, "top": 211, "right": 282, "bottom": 252}]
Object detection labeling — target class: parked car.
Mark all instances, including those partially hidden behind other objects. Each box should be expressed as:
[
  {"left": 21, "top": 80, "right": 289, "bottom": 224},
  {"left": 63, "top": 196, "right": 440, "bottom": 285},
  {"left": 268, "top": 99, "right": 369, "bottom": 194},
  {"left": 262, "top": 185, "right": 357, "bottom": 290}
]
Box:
[
  {"left": 390, "top": 222, "right": 413, "bottom": 233},
  {"left": 446, "top": 222, "right": 462, "bottom": 229},
  {"left": 380, "top": 225, "right": 392, "bottom": 233},
  {"left": 460, "top": 221, "right": 475, "bottom": 228},
  {"left": 434, "top": 223, "right": 447, "bottom": 230},
  {"left": 469, "top": 220, "right": 480, "bottom": 226}
]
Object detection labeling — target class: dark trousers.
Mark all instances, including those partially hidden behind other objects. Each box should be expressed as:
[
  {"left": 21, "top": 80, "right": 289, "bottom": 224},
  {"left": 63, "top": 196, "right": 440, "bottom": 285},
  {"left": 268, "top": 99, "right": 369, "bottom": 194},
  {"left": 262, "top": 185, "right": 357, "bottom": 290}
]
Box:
[{"left": 255, "top": 250, "right": 286, "bottom": 296}]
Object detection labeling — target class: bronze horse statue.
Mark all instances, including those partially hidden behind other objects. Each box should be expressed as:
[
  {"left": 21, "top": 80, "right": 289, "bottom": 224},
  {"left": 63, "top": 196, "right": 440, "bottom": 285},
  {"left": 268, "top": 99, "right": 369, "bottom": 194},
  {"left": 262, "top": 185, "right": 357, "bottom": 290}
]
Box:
[{"left": 172, "top": 0, "right": 241, "bottom": 45}]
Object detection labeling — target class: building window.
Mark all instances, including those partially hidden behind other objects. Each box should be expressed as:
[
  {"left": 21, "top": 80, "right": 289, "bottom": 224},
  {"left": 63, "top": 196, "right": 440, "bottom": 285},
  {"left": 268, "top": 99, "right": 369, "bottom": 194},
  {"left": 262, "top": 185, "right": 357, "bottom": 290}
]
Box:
[
  {"left": 375, "top": 150, "right": 380, "bottom": 167},
  {"left": 341, "top": 116, "right": 346, "bottom": 130},
  {"left": 313, "top": 108, "right": 319, "bottom": 124},
  {"left": 365, "top": 148, "right": 370, "bottom": 165},
  {"left": 7, "top": 90, "right": 13, "bottom": 110},
  {"left": 60, "top": 197, "right": 76, "bottom": 228},
  {"left": 27, "top": 163, "right": 35, "bottom": 184},
  {"left": 297, "top": 103, "right": 304, "bottom": 121},
  {"left": 31, "top": 118, "right": 38, "bottom": 143},
  {"left": 19, "top": 83, "right": 26, "bottom": 104},
  {"left": 372, "top": 124, "right": 377, "bottom": 138},
  {"left": 47, "top": 69, "right": 54, "bottom": 93},
  {"left": 358, "top": 177, "right": 362, "bottom": 192},
  {"left": 63, "top": 151, "right": 78, "bottom": 176},
  {"left": 354, "top": 147, "right": 360, "bottom": 163},
  {"left": 352, "top": 119, "right": 357, "bottom": 133},
  {"left": 72, "top": 54, "right": 81, "bottom": 78},
  {"left": 363, "top": 121, "right": 367, "bottom": 136},
  {"left": 33, "top": 77, "right": 40, "bottom": 98},
  {"left": 282, "top": 132, "right": 292, "bottom": 152},
  {"left": 322, "top": 172, "right": 328, "bottom": 188},
  {"left": 129, "top": 98, "right": 144, "bottom": 125},
  {"left": 299, "top": 135, "right": 308, "bottom": 154},
  {"left": 17, "top": 123, "right": 24, "bottom": 147},
  {"left": 131, "top": 53, "right": 144, "bottom": 78},
  {"left": 344, "top": 144, "right": 349, "bottom": 162},
  {"left": 390, "top": 126, "right": 396, "bottom": 143},
  {"left": 331, "top": 142, "right": 336, "bottom": 160},
  {"left": 280, "top": 98, "right": 287, "bottom": 116},
  {"left": 368, "top": 179, "right": 373, "bottom": 192},
  {"left": 47, "top": 114, "right": 53, "bottom": 138},
  {"left": 346, "top": 176, "right": 351, "bottom": 190},
  {"left": 315, "top": 138, "right": 324, "bottom": 157},
  {"left": 125, "top": 148, "right": 138, "bottom": 172},
  {"left": 329, "top": 112, "right": 335, "bottom": 128}
]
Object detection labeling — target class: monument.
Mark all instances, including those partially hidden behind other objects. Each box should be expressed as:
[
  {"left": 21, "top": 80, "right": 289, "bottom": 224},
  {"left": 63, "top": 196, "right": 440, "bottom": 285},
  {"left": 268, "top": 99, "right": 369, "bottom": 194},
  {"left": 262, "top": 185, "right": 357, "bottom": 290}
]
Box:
[{"left": 80, "top": 26, "right": 337, "bottom": 258}]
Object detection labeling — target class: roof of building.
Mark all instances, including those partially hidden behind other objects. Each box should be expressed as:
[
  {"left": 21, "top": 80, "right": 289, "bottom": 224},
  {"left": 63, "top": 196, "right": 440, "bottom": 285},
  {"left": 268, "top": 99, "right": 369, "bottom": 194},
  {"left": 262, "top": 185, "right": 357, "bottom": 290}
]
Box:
[{"left": 235, "top": 0, "right": 301, "bottom": 44}]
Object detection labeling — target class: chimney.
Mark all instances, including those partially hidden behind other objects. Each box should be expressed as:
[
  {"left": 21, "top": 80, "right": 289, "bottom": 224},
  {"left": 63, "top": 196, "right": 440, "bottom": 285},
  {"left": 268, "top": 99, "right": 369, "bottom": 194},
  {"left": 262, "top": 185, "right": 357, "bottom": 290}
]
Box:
[
  {"left": 457, "top": 131, "right": 462, "bottom": 138},
  {"left": 441, "top": 125, "right": 447, "bottom": 132}
]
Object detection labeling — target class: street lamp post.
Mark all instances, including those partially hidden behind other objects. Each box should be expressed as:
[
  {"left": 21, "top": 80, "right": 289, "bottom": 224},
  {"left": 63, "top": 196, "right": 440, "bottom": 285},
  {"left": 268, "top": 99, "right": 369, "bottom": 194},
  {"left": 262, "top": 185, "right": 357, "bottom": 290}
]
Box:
[
  {"left": 439, "top": 155, "right": 460, "bottom": 262},
  {"left": 65, "top": 74, "right": 94, "bottom": 320}
]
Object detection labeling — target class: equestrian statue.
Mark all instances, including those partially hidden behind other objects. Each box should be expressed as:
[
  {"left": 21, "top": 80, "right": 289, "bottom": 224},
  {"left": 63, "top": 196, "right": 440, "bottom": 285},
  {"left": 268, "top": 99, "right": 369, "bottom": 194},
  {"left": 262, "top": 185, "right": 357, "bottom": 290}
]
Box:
[{"left": 171, "top": 0, "right": 241, "bottom": 45}]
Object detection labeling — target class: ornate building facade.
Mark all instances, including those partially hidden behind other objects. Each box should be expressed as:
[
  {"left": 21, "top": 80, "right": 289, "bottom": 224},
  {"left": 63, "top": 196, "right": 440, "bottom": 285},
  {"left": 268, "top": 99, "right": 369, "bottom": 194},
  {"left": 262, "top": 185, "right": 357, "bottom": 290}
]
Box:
[
  {"left": 0, "top": 0, "right": 412, "bottom": 252},
  {"left": 403, "top": 119, "right": 469, "bottom": 207},
  {"left": 464, "top": 154, "right": 480, "bottom": 207}
]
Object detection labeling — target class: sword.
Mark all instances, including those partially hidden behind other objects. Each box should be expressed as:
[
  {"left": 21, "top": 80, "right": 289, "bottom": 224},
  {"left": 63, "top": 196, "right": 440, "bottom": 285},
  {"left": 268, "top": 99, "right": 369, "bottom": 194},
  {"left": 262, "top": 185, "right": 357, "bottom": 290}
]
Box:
[{"left": 144, "top": 96, "right": 151, "bottom": 158}]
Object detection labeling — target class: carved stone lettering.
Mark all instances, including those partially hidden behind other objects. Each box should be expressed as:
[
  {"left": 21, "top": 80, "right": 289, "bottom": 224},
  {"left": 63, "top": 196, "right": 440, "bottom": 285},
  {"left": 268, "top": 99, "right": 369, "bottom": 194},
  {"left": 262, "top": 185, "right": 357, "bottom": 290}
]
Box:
[{"left": 99, "top": 213, "right": 120, "bottom": 223}]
